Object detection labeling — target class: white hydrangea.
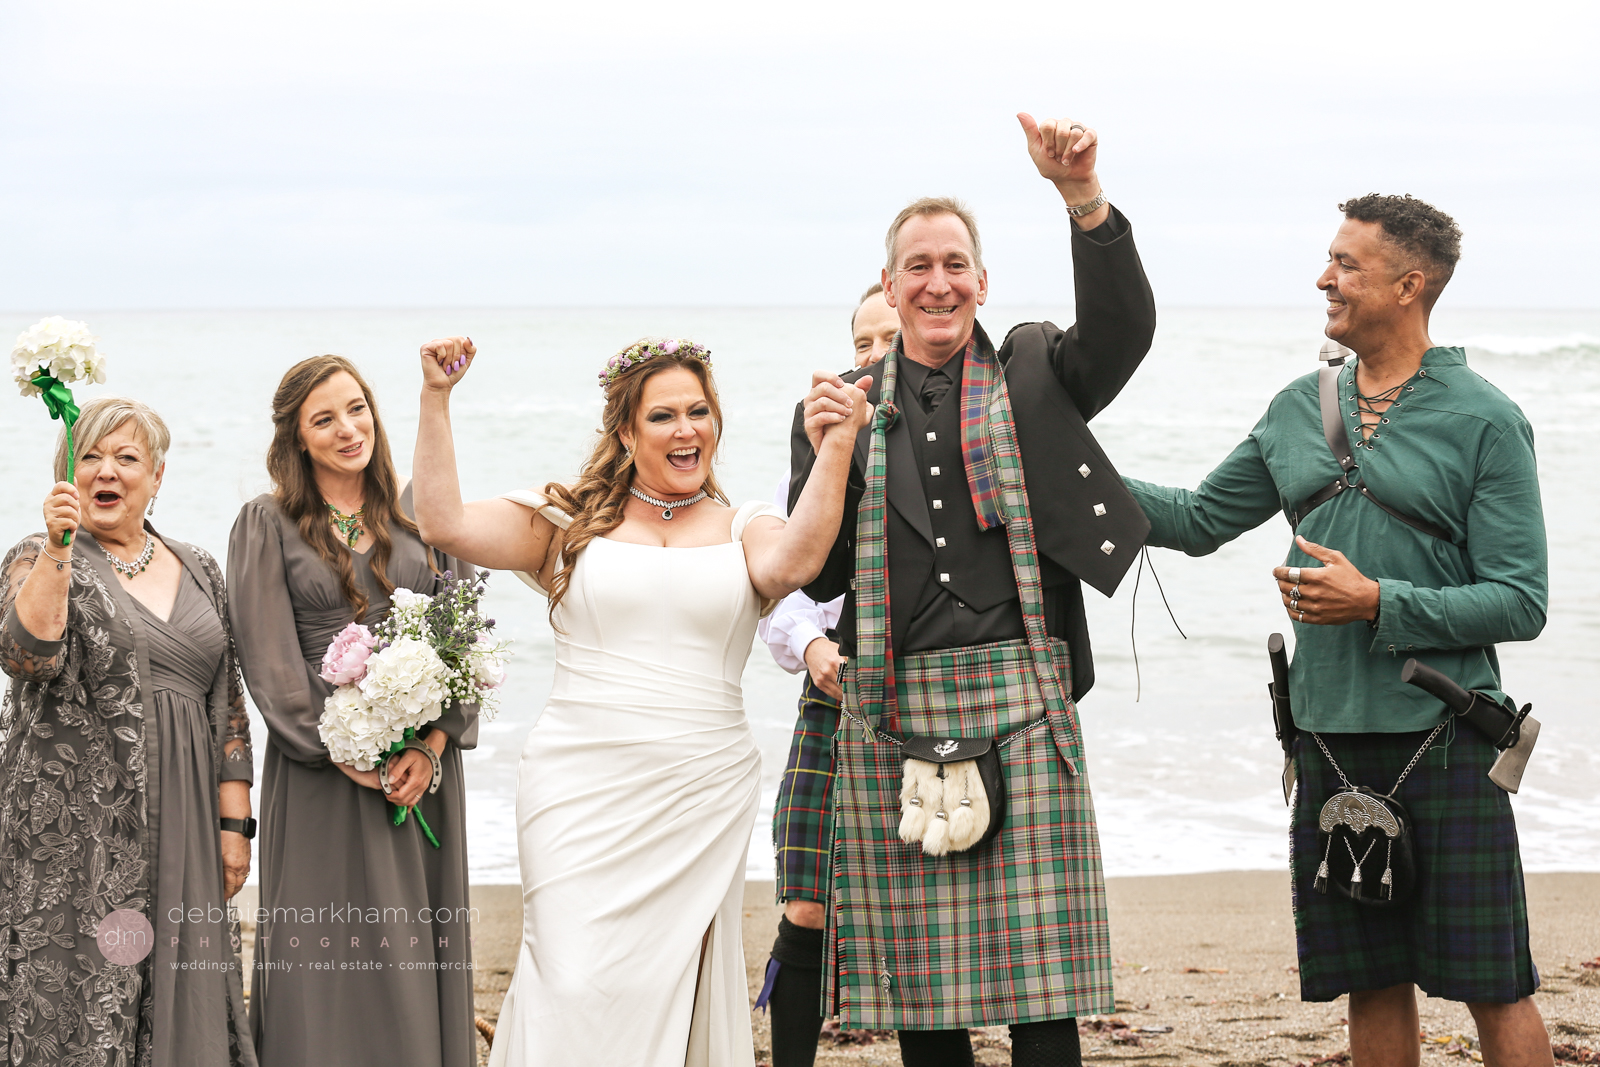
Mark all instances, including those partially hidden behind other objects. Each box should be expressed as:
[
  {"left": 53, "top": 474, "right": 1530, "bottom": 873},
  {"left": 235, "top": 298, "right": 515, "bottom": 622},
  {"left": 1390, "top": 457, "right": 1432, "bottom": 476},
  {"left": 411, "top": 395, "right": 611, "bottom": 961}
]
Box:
[
  {"left": 318, "top": 686, "right": 406, "bottom": 771},
  {"left": 11, "top": 316, "right": 108, "bottom": 396},
  {"left": 358, "top": 635, "right": 449, "bottom": 722}
]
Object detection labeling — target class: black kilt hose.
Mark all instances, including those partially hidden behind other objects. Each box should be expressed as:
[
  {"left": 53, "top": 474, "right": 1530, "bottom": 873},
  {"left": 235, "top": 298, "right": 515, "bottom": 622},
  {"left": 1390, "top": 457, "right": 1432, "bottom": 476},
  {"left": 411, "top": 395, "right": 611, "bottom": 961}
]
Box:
[{"left": 1291, "top": 725, "right": 1538, "bottom": 1004}]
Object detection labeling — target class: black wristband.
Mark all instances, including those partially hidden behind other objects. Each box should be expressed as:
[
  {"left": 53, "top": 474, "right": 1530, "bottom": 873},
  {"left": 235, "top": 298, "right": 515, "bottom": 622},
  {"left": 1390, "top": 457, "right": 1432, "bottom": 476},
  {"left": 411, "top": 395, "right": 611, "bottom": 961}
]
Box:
[{"left": 220, "top": 817, "right": 257, "bottom": 839}]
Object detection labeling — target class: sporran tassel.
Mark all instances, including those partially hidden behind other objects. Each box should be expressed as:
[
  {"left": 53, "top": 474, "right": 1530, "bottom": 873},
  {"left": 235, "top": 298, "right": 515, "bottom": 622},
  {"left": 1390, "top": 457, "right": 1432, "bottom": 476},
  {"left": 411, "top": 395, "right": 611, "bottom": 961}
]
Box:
[
  {"left": 1382, "top": 840, "right": 1394, "bottom": 901},
  {"left": 1350, "top": 858, "right": 1363, "bottom": 899},
  {"left": 1315, "top": 838, "right": 1332, "bottom": 895}
]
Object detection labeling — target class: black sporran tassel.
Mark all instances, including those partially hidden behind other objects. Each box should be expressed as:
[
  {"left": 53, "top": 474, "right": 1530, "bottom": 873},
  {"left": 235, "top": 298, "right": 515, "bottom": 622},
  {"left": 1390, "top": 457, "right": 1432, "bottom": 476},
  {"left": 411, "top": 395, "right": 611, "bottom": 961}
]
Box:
[
  {"left": 1315, "top": 837, "right": 1332, "bottom": 895},
  {"left": 1381, "top": 840, "right": 1394, "bottom": 901},
  {"left": 1350, "top": 849, "right": 1364, "bottom": 900}
]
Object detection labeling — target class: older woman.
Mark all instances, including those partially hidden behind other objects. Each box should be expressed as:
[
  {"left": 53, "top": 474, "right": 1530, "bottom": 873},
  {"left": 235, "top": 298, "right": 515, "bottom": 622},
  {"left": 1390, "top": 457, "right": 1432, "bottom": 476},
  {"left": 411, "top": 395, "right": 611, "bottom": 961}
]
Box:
[
  {"left": 411, "top": 335, "right": 866, "bottom": 1066},
  {"left": 0, "top": 397, "right": 256, "bottom": 1067},
  {"left": 226, "top": 355, "right": 478, "bottom": 1067}
]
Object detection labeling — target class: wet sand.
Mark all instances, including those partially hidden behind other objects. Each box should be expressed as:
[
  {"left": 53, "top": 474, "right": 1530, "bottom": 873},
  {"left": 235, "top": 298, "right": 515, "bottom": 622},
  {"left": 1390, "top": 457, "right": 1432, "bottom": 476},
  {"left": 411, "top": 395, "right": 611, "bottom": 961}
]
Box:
[{"left": 237, "top": 871, "right": 1599, "bottom": 1065}]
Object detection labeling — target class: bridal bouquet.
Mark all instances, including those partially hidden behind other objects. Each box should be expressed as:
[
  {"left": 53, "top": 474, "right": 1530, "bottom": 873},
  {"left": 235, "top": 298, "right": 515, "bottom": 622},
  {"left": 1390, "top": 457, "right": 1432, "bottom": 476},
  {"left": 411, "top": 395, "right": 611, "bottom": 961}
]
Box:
[
  {"left": 317, "top": 570, "right": 506, "bottom": 846},
  {"left": 11, "top": 317, "right": 110, "bottom": 545}
]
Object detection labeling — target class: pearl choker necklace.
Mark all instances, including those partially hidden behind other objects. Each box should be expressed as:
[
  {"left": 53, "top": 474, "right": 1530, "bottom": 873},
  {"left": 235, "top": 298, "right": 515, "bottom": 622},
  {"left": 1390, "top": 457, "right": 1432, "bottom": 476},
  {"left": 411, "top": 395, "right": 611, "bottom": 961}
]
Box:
[{"left": 628, "top": 486, "right": 707, "bottom": 521}]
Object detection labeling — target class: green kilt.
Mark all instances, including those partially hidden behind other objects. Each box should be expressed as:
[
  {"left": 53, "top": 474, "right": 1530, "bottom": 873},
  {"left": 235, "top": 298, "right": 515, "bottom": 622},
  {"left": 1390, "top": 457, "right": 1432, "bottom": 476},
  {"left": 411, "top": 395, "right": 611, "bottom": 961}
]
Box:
[
  {"left": 772, "top": 678, "right": 839, "bottom": 903},
  {"left": 1292, "top": 726, "right": 1538, "bottom": 1003},
  {"left": 825, "top": 637, "right": 1113, "bottom": 1029}
]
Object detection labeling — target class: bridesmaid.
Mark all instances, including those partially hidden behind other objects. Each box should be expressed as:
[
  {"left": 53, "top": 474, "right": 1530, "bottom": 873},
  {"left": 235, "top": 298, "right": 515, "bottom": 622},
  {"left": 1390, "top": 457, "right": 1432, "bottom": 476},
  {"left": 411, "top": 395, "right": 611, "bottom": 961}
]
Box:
[{"left": 227, "top": 356, "right": 478, "bottom": 1067}]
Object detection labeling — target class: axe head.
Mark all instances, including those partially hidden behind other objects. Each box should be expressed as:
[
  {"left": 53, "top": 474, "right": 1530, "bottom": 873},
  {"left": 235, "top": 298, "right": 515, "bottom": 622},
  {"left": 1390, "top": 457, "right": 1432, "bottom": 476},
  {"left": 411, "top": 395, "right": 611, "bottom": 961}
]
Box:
[{"left": 1488, "top": 711, "right": 1540, "bottom": 793}]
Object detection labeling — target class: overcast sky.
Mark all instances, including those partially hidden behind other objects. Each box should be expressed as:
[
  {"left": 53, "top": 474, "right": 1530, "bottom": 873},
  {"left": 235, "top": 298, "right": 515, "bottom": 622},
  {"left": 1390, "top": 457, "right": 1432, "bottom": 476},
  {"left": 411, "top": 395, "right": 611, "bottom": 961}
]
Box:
[{"left": 2, "top": 0, "right": 1596, "bottom": 310}]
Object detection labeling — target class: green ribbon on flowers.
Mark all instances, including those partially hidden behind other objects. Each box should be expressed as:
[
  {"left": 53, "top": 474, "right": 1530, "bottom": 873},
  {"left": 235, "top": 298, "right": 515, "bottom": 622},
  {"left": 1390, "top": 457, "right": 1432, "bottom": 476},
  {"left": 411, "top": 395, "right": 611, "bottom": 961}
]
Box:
[
  {"left": 384, "top": 727, "right": 441, "bottom": 848},
  {"left": 32, "top": 371, "right": 80, "bottom": 546}
]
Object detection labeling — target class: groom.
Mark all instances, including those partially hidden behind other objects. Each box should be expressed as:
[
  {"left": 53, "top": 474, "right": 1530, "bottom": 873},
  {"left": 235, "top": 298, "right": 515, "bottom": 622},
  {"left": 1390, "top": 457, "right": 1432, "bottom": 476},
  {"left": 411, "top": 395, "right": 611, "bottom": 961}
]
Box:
[{"left": 790, "top": 113, "right": 1155, "bottom": 1065}]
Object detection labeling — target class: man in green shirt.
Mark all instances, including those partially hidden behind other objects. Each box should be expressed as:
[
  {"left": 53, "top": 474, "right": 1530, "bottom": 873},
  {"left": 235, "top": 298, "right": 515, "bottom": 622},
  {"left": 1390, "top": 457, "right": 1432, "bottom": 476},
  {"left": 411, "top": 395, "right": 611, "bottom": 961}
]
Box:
[{"left": 1126, "top": 195, "right": 1553, "bottom": 1067}]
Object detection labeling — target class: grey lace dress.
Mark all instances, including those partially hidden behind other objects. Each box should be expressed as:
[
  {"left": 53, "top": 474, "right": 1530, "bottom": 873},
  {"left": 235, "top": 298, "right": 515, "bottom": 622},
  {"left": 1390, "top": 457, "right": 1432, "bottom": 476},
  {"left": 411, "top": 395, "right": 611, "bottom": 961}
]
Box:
[
  {"left": 0, "top": 529, "right": 256, "bottom": 1067},
  {"left": 226, "top": 493, "right": 477, "bottom": 1067}
]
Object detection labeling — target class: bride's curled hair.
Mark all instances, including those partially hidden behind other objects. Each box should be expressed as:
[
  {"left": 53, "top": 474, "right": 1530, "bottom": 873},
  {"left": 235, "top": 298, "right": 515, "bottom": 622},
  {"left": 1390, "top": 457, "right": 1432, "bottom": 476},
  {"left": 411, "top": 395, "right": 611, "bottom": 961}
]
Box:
[{"left": 542, "top": 339, "right": 729, "bottom": 619}]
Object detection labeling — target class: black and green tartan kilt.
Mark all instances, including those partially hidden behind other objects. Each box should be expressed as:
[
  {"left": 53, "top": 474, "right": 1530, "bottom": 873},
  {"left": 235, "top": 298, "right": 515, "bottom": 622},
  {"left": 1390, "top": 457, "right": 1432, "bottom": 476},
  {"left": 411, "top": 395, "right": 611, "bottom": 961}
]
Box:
[
  {"left": 773, "top": 678, "right": 840, "bottom": 904},
  {"left": 824, "top": 637, "right": 1113, "bottom": 1030},
  {"left": 1292, "top": 725, "right": 1538, "bottom": 1003}
]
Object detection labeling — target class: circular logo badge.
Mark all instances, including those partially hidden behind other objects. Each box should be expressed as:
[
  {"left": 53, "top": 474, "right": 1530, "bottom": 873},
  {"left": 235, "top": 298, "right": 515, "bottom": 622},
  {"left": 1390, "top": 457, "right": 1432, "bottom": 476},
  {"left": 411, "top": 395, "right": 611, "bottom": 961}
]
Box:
[{"left": 96, "top": 909, "right": 154, "bottom": 965}]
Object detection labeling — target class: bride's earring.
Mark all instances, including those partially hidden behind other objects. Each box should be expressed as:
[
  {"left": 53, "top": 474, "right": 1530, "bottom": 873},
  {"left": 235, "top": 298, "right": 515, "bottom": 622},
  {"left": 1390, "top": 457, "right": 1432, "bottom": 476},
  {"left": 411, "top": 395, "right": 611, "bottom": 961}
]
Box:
[{"left": 147, "top": 497, "right": 157, "bottom": 517}]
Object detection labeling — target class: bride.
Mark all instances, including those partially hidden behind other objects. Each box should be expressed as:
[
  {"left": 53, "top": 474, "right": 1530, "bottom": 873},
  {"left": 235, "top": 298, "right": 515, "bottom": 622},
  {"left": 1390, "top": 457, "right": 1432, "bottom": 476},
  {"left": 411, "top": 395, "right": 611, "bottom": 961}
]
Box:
[{"left": 411, "top": 335, "right": 867, "bottom": 1065}]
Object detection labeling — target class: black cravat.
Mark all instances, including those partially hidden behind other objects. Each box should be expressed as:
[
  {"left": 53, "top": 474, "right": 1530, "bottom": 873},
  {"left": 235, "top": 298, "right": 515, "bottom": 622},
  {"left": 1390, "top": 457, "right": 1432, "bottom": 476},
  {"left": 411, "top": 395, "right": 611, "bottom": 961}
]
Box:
[{"left": 919, "top": 369, "right": 954, "bottom": 415}]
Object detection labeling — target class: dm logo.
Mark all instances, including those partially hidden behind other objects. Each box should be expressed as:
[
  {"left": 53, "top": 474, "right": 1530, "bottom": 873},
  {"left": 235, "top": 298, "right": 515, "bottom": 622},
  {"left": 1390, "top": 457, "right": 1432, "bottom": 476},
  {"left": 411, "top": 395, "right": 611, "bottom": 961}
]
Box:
[{"left": 96, "top": 909, "right": 154, "bottom": 965}]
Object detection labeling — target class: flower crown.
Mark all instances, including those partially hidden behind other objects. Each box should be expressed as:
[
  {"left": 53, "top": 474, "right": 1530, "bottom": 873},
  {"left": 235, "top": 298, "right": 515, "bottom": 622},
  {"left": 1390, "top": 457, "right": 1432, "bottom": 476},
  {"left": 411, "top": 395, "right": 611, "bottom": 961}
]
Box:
[{"left": 598, "top": 338, "right": 712, "bottom": 391}]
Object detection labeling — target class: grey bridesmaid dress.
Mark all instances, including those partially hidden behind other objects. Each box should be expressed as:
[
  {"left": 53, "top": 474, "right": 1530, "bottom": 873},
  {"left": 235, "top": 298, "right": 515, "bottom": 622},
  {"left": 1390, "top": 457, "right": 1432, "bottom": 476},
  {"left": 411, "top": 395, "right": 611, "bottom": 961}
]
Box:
[
  {"left": 136, "top": 568, "right": 259, "bottom": 1067},
  {"left": 227, "top": 493, "right": 478, "bottom": 1067}
]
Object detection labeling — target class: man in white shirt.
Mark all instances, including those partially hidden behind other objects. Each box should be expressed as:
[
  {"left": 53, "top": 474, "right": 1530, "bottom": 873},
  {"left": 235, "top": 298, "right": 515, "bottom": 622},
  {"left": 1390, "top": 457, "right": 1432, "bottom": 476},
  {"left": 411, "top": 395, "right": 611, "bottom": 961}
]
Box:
[{"left": 755, "top": 284, "right": 895, "bottom": 1066}]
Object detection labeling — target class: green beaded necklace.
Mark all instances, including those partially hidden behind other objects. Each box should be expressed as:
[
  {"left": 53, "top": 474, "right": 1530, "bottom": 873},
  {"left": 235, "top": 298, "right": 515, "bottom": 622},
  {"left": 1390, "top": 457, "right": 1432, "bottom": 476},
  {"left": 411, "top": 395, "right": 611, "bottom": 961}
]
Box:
[{"left": 327, "top": 503, "right": 365, "bottom": 548}]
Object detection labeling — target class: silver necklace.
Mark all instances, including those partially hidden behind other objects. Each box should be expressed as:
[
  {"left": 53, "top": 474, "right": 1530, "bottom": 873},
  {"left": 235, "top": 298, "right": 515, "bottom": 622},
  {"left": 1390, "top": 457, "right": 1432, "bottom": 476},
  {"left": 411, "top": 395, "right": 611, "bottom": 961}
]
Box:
[
  {"left": 104, "top": 532, "right": 156, "bottom": 578},
  {"left": 628, "top": 486, "right": 707, "bottom": 521}
]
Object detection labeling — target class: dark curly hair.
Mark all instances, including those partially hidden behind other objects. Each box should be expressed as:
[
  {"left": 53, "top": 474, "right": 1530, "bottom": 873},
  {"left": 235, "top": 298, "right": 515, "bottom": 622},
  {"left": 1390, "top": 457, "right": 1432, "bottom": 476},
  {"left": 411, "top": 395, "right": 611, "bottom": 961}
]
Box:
[{"left": 1339, "top": 193, "right": 1462, "bottom": 308}]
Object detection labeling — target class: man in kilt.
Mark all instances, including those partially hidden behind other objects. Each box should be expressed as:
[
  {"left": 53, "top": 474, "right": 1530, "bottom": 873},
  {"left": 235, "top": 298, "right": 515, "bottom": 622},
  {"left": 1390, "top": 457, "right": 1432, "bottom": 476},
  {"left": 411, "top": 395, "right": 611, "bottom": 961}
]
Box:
[
  {"left": 1125, "top": 195, "right": 1554, "bottom": 1066},
  {"left": 757, "top": 284, "right": 897, "bottom": 1066},
  {"left": 791, "top": 113, "right": 1156, "bottom": 1064}
]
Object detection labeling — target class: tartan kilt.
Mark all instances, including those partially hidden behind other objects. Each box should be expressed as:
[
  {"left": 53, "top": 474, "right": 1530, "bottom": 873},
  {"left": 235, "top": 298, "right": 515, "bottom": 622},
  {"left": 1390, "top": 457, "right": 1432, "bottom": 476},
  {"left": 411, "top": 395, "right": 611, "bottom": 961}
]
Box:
[
  {"left": 1291, "top": 725, "right": 1539, "bottom": 1003},
  {"left": 825, "top": 637, "right": 1113, "bottom": 1029},
  {"left": 773, "top": 678, "right": 840, "bottom": 903}
]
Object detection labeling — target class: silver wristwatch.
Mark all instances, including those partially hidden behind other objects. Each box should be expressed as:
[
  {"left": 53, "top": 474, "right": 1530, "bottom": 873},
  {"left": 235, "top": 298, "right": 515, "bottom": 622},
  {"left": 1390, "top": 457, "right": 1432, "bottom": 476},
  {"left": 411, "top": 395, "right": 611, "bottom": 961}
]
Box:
[{"left": 1065, "top": 190, "right": 1109, "bottom": 218}]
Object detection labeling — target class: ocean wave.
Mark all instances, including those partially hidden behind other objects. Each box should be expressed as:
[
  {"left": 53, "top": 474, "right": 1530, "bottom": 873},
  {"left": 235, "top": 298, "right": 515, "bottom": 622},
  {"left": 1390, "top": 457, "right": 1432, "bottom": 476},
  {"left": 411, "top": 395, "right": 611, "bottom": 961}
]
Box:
[{"left": 1460, "top": 333, "right": 1600, "bottom": 358}]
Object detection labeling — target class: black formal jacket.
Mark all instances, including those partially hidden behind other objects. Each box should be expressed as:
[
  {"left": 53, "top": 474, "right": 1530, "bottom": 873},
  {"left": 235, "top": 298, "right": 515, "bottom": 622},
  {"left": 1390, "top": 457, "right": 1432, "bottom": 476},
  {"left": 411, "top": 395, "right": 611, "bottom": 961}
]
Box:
[{"left": 790, "top": 206, "right": 1156, "bottom": 700}]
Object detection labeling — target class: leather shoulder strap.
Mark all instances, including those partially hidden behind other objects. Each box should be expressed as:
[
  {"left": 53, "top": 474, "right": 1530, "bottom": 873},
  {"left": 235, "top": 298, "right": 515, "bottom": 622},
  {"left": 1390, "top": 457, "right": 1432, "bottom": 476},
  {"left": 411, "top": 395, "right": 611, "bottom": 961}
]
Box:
[
  {"left": 1291, "top": 365, "right": 1460, "bottom": 549},
  {"left": 1319, "top": 365, "right": 1355, "bottom": 474}
]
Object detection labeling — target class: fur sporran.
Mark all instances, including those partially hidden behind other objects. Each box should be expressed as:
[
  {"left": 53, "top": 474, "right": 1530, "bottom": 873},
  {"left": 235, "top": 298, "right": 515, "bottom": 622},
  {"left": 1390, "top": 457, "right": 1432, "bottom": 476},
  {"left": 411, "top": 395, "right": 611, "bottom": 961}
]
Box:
[{"left": 897, "top": 735, "right": 1005, "bottom": 856}]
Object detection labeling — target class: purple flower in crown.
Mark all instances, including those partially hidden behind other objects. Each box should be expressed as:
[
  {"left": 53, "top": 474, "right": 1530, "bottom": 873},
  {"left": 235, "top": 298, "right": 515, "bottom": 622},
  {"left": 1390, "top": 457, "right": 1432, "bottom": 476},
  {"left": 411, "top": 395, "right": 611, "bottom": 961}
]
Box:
[{"left": 598, "top": 337, "right": 713, "bottom": 390}]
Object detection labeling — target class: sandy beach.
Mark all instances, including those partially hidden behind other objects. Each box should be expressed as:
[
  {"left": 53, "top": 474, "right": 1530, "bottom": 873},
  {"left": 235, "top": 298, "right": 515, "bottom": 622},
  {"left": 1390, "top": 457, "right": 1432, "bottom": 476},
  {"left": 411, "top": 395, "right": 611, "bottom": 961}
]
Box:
[{"left": 234, "top": 871, "right": 1598, "bottom": 1065}]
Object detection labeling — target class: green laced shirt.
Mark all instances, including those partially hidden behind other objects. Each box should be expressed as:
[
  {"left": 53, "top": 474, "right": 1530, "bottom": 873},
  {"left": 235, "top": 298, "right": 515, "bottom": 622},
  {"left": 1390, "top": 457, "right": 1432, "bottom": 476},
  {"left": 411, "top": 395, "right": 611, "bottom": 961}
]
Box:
[{"left": 1125, "top": 346, "right": 1547, "bottom": 733}]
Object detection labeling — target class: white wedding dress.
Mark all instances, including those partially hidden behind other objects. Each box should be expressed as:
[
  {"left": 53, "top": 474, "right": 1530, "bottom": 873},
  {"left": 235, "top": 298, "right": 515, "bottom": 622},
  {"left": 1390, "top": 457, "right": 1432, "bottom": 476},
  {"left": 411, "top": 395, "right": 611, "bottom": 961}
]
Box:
[{"left": 488, "top": 493, "right": 781, "bottom": 1067}]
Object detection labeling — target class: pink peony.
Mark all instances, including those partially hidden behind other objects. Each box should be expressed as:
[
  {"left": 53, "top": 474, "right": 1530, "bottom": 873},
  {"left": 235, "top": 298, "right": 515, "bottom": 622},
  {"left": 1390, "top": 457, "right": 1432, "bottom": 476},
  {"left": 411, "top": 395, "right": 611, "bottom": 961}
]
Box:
[{"left": 320, "top": 622, "right": 377, "bottom": 685}]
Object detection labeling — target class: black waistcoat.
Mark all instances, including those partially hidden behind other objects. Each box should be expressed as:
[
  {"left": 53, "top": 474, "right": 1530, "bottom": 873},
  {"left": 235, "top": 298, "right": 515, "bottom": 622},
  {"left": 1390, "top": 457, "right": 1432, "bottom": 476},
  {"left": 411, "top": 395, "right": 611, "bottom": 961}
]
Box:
[{"left": 901, "top": 386, "right": 1017, "bottom": 614}]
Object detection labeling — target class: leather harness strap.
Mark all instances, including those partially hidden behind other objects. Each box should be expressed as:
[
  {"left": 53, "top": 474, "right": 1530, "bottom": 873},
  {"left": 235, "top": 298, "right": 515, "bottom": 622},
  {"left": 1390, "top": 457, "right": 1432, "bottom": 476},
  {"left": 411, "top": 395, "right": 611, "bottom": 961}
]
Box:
[{"left": 1286, "top": 364, "right": 1460, "bottom": 547}]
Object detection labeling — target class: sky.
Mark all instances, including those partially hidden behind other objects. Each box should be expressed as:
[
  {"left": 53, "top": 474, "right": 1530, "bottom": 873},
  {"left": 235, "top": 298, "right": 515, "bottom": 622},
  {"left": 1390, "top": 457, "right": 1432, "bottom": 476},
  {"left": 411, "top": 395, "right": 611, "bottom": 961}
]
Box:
[{"left": 2, "top": 0, "right": 1596, "bottom": 310}]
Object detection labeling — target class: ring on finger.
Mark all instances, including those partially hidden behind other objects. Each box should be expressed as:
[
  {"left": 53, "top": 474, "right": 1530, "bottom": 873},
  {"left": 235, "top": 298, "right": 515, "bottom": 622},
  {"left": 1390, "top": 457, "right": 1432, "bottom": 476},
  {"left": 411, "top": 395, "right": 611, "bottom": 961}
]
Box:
[
  {"left": 1069, "top": 123, "right": 1086, "bottom": 132},
  {"left": 1298, "top": 611, "right": 1305, "bottom": 622},
  {"left": 1289, "top": 585, "right": 1301, "bottom": 601}
]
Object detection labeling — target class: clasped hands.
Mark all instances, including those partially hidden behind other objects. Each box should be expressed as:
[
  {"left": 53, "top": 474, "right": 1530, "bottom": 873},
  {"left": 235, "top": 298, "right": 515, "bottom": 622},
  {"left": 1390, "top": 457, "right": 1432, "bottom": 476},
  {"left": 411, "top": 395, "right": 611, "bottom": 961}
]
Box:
[
  {"left": 803, "top": 371, "right": 875, "bottom": 453},
  {"left": 1272, "top": 535, "right": 1381, "bottom": 627}
]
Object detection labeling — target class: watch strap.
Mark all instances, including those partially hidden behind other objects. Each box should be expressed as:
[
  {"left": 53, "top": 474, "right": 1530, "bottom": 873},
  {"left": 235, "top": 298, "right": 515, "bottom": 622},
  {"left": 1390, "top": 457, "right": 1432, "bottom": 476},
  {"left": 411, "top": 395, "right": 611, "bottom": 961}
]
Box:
[{"left": 220, "top": 817, "right": 257, "bottom": 839}]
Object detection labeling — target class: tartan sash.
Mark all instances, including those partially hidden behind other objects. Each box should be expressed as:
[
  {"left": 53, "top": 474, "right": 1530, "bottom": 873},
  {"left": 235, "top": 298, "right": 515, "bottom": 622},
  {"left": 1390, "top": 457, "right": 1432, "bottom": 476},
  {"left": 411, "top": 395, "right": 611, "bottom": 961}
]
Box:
[{"left": 852, "top": 332, "right": 1070, "bottom": 733}]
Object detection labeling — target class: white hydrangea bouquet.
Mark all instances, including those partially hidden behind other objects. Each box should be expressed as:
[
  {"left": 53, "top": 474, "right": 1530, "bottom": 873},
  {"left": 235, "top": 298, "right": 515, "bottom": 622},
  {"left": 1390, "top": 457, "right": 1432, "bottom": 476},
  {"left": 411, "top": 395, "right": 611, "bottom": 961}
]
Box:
[
  {"left": 11, "top": 317, "right": 110, "bottom": 545},
  {"left": 316, "top": 570, "right": 506, "bottom": 846}
]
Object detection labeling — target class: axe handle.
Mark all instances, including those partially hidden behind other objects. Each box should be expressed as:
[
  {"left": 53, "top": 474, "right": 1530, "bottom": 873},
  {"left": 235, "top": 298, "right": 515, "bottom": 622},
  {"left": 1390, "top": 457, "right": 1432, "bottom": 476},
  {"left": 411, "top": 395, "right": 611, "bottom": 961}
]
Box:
[
  {"left": 1401, "top": 658, "right": 1523, "bottom": 749},
  {"left": 1399, "top": 659, "right": 1474, "bottom": 714}
]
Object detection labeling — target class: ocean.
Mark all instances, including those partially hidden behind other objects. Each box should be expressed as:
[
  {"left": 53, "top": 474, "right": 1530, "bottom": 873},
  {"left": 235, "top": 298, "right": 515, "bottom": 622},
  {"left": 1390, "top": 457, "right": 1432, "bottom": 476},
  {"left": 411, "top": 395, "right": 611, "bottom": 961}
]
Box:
[{"left": 2, "top": 305, "right": 1595, "bottom": 882}]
